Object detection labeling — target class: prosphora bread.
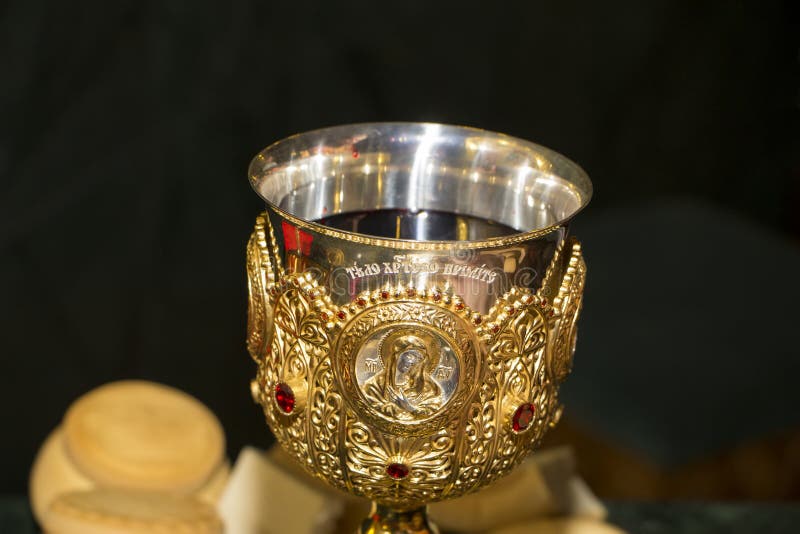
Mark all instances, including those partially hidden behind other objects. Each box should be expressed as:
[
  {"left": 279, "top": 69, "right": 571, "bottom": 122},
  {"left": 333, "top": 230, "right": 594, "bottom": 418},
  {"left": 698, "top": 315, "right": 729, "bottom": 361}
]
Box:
[
  {"left": 62, "top": 381, "right": 225, "bottom": 492},
  {"left": 195, "top": 460, "right": 231, "bottom": 505},
  {"left": 30, "top": 428, "right": 95, "bottom": 523},
  {"left": 30, "top": 382, "right": 229, "bottom": 529},
  {"left": 487, "top": 518, "right": 625, "bottom": 534},
  {"left": 31, "top": 427, "right": 229, "bottom": 526},
  {"left": 43, "top": 489, "right": 223, "bottom": 534}
]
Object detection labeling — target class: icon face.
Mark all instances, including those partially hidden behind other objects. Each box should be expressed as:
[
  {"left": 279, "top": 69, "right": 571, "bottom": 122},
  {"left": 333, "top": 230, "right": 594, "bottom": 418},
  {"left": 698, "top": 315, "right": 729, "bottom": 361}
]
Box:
[
  {"left": 355, "top": 327, "right": 460, "bottom": 421},
  {"left": 336, "top": 300, "right": 482, "bottom": 437}
]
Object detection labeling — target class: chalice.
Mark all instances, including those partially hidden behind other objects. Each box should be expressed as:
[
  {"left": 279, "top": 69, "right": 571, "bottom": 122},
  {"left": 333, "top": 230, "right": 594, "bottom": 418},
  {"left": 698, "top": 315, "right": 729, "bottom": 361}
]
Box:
[{"left": 246, "top": 123, "right": 591, "bottom": 533}]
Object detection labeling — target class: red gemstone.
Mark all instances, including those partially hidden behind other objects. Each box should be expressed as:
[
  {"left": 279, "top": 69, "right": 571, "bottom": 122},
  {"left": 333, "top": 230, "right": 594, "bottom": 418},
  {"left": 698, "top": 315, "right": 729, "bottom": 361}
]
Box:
[
  {"left": 473, "top": 315, "right": 482, "bottom": 325},
  {"left": 356, "top": 297, "right": 367, "bottom": 307},
  {"left": 512, "top": 403, "right": 535, "bottom": 432},
  {"left": 386, "top": 463, "right": 409, "bottom": 479},
  {"left": 308, "top": 291, "right": 318, "bottom": 300},
  {"left": 337, "top": 310, "right": 347, "bottom": 320},
  {"left": 274, "top": 383, "right": 295, "bottom": 414},
  {"left": 505, "top": 306, "right": 516, "bottom": 315},
  {"left": 540, "top": 297, "right": 548, "bottom": 307},
  {"left": 319, "top": 312, "right": 329, "bottom": 322},
  {"left": 352, "top": 149, "right": 359, "bottom": 158},
  {"left": 406, "top": 288, "right": 416, "bottom": 297},
  {"left": 380, "top": 290, "right": 390, "bottom": 300},
  {"left": 454, "top": 301, "right": 465, "bottom": 311},
  {"left": 432, "top": 292, "right": 442, "bottom": 302},
  {"left": 491, "top": 323, "right": 501, "bottom": 334}
]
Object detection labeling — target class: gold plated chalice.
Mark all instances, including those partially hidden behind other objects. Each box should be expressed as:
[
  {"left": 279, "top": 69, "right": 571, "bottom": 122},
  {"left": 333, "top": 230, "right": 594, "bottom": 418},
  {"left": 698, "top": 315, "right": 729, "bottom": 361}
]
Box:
[{"left": 246, "top": 123, "right": 591, "bottom": 533}]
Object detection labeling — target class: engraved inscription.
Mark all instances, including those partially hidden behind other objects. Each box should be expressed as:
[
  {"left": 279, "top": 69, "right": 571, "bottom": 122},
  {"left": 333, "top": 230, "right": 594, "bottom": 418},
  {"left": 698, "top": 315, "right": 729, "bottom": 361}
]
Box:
[{"left": 344, "top": 255, "right": 499, "bottom": 283}]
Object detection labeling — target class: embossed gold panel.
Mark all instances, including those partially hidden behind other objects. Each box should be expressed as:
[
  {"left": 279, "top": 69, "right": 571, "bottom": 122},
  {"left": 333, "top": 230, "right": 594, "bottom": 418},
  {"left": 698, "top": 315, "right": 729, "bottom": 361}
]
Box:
[{"left": 247, "top": 213, "right": 586, "bottom": 510}]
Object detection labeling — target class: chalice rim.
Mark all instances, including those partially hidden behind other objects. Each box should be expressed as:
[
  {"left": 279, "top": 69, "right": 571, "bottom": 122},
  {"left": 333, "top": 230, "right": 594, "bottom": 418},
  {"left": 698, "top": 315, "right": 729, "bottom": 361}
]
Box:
[{"left": 248, "top": 121, "right": 592, "bottom": 250}]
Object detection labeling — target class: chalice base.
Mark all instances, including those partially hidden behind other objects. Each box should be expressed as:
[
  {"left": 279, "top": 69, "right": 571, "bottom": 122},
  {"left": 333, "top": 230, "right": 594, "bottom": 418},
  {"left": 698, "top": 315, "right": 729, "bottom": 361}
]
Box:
[{"left": 358, "top": 503, "right": 439, "bottom": 534}]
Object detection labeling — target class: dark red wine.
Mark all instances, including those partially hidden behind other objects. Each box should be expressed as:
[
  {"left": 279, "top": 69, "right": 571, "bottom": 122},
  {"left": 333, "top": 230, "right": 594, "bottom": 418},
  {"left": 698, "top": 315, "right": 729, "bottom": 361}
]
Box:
[{"left": 316, "top": 209, "right": 519, "bottom": 241}]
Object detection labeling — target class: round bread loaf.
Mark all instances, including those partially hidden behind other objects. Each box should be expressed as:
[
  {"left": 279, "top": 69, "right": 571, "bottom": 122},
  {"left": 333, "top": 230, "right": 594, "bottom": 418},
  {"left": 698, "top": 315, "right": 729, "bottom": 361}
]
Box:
[
  {"left": 43, "top": 489, "right": 223, "bottom": 534},
  {"left": 63, "top": 381, "right": 225, "bottom": 492},
  {"left": 488, "top": 518, "right": 625, "bottom": 534},
  {"left": 195, "top": 460, "right": 230, "bottom": 505},
  {"left": 30, "top": 428, "right": 95, "bottom": 524}
]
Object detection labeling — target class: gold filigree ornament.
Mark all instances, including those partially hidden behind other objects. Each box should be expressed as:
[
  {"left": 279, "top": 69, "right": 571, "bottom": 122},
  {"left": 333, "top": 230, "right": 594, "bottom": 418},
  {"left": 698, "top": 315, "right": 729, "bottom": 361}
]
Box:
[{"left": 247, "top": 214, "right": 586, "bottom": 511}]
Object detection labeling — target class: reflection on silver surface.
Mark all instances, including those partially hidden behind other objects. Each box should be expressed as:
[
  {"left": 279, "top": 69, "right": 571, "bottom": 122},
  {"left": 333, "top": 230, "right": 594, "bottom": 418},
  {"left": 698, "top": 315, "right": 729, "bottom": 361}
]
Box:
[
  {"left": 250, "top": 123, "right": 591, "bottom": 237},
  {"left": 317, "top": 209, "right": 518, "bottom": 242},
  {"left": 249, "top": 123, "right": 591, "bottom": 313}
]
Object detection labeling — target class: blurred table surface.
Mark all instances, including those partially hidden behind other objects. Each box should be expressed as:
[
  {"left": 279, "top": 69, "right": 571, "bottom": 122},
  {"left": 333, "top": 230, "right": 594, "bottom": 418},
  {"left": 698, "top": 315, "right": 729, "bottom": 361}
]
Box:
[{"left": 4, "top": 496, "right": 799, "bottom": 533}]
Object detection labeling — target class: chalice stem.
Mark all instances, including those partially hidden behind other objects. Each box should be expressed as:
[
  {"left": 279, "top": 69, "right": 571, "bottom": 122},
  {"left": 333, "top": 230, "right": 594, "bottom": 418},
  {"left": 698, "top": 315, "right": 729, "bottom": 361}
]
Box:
[{"left": 358, "top": 502, "right": 439, "bottom": 534}]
